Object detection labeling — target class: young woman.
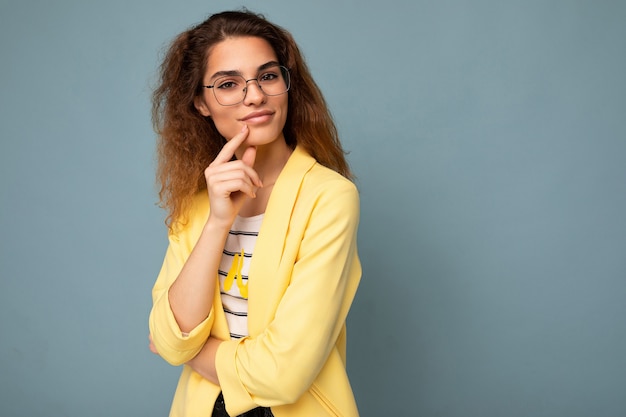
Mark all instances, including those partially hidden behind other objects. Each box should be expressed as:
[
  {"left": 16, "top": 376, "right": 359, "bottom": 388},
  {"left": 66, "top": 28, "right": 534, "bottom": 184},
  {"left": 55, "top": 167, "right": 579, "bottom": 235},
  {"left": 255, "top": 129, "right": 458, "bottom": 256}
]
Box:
[{"left": 148, "top": 10, "right": 361, "bottom": 417}]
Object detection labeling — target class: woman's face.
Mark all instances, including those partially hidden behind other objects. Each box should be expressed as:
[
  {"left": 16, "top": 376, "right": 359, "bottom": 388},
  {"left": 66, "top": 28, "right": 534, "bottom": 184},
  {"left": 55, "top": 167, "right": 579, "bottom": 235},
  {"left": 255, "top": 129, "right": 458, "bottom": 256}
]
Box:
[{"left": 195, "top": 36, "right": 289, "bottom": 148}]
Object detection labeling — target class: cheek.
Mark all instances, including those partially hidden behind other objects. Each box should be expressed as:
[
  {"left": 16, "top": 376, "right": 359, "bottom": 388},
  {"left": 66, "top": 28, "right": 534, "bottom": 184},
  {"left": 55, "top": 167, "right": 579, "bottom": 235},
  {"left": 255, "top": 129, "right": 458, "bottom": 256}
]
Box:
[{"left": 210, "top": 112, "right": 241, "bottom": 140}]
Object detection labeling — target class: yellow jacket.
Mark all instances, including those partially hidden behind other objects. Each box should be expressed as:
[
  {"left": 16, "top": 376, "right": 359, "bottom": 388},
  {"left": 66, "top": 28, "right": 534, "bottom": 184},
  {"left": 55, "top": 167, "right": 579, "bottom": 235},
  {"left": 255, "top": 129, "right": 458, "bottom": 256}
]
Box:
[{"left": 149, "top": 146, "right": 362, "bottom": 417}]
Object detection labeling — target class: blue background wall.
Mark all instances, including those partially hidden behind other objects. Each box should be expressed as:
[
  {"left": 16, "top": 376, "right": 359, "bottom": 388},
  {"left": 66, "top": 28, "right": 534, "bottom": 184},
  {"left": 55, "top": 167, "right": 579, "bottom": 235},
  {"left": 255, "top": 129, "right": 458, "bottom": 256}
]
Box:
[{"left": 1, "top": 1, "right": 625, "bottom": 416}]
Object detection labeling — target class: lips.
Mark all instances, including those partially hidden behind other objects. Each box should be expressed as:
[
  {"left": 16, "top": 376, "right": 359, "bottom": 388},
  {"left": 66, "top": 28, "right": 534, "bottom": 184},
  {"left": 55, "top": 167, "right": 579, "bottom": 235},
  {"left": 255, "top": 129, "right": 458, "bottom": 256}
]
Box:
[{"left": 240, "top": 110, "right": 274, "bottom": 123}]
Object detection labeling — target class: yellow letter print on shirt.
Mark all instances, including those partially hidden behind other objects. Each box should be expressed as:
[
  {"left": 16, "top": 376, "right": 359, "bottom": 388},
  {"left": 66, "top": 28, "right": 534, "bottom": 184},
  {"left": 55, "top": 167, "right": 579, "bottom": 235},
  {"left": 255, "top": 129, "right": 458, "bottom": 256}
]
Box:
[{"left": 224, "top": 249, "right": 248, "bottom": 299}]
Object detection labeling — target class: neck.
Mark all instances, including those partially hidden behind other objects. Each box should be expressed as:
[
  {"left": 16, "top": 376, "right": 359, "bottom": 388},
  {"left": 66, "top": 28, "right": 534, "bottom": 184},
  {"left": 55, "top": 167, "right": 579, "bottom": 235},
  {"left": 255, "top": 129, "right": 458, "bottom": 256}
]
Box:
[{"left": 238, "top": 137, "right": 292, "bottom": 185}]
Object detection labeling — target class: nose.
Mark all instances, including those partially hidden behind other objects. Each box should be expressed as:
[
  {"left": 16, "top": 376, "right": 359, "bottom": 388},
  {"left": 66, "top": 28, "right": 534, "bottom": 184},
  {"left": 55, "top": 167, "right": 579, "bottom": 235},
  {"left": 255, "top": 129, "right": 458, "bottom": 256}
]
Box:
[{"left": 242, "top": 78, "right": 266, "bottom": 105}]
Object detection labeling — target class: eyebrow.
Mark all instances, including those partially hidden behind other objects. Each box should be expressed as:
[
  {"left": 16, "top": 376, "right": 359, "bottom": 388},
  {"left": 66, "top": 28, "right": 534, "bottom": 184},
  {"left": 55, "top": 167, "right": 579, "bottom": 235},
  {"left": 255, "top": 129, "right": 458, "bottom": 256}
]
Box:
[{"left": 208, "top": 61, "right": 281, "bottom": 81}]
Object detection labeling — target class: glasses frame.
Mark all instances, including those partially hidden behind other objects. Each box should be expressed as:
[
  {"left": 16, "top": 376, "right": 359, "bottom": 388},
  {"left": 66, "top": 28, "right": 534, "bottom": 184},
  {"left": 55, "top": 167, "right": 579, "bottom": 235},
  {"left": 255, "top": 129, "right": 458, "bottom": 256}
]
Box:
[{"left": 202, "top": 65, "right": 291, "bottom": 106}]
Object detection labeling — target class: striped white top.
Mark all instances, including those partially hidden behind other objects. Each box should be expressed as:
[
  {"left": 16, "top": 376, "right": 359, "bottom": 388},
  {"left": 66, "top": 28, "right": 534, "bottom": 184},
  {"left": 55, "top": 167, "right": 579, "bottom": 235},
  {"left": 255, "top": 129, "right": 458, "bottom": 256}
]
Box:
[{"left": 218, "top": 214, "right": 263, "bottom": 340}]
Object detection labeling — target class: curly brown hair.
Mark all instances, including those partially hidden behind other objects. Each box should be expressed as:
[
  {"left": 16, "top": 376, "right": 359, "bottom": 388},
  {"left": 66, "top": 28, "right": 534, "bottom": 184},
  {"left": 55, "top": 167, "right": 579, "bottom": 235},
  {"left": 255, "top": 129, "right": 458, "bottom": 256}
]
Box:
[{"left": 152, "top": 10, "right": 352, "bottom": 228}]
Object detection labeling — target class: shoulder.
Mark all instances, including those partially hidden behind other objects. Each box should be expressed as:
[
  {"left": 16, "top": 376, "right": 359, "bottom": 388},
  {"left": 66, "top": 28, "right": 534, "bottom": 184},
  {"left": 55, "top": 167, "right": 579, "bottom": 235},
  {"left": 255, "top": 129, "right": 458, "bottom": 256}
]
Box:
[
  {"left": 296, "top": 162, "right": 360, "bottom": 225},
  {"left": 291, "top": 145, "right": 358, "bottom": 196},
  {"left": 304, "top": 162, "right": 358, "bottom": 197},
  {"left": 277, "top": 145, "right": 359, "bottom": 212}
]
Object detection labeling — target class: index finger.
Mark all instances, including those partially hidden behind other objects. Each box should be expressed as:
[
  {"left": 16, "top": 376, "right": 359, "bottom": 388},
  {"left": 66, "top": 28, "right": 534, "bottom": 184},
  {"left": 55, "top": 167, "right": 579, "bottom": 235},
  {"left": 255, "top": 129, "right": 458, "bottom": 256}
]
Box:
[{"left": 213, "top": 125, "right": 249, "bottom": 164}]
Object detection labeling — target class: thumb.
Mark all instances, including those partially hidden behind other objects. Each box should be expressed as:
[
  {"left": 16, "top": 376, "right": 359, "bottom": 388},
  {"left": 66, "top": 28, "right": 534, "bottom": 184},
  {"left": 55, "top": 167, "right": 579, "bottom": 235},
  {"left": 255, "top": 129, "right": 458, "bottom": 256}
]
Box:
[{"left": 241, "top": 145, "right": 257, "bottom": 168}]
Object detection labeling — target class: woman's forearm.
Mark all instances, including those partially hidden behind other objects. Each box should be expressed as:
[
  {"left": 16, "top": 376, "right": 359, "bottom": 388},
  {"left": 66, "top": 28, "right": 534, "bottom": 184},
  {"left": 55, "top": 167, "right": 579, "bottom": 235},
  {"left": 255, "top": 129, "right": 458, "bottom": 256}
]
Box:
[
  {"left": 187, "top": 336, "right": 222, "bottom": 385},
  {"left": 168, "top": 218, "right": 230, "bottom": 333}
]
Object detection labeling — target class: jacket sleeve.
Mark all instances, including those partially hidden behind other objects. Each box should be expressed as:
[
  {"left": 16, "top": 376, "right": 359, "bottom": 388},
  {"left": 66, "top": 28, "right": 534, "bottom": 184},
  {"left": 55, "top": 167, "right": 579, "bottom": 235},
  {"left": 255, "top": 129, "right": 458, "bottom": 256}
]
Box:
[
  {"left": 149, "top": 222, "right": 215, "bottom": 366},
  {"left": 215, "top": 178, "right": 361, "bottom": 414}
]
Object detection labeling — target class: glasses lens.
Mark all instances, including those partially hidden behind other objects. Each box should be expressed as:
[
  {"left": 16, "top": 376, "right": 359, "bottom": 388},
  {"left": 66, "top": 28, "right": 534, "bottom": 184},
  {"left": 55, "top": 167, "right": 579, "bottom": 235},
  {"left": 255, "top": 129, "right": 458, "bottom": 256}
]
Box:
[
  {"left": 258, "top": 66, "right": 290, "bottom": 96},
  {"left": 212, "top": 75, "right": 247, "bottom": 106}
]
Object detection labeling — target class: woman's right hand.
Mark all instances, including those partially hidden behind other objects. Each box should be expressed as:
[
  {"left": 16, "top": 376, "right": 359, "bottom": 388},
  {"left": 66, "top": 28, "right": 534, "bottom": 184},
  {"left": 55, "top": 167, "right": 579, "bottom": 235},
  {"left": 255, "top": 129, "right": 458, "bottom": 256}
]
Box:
[
  {"left": 204, "top": 125, "right": 262, "bottom": 226},
  {"left": 166, "top": 126, "right": 260, "bottom": 334}
]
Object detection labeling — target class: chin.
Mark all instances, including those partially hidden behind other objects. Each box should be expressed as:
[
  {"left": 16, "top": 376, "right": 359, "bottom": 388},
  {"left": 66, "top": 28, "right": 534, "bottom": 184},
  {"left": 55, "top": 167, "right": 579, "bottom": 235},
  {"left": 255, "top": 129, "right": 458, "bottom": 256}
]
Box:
[{"left": 246, "top": 127, "right": 284, "bottom": 147}]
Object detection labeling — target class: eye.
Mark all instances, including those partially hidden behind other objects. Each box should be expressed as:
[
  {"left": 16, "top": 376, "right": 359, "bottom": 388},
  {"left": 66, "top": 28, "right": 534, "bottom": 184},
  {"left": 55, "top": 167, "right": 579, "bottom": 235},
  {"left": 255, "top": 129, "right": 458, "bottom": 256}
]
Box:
[
  {"left": 259, "top": 70, "right": 280, "bottom": 83},
  {"left": 216, "top": 78, "right": 241, "bottom": 90}
]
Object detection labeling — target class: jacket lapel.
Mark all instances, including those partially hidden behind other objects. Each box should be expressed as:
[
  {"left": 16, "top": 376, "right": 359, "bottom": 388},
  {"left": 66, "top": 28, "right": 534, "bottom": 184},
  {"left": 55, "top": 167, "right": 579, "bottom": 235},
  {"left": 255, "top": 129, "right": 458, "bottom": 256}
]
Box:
[{"left": 247, "top": 146, "right": 316, "bottom": 334}]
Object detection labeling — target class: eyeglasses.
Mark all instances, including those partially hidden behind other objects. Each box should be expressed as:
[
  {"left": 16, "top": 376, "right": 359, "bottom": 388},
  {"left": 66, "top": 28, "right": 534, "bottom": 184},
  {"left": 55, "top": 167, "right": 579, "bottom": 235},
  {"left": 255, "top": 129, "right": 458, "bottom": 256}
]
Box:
[{"left": 202, "top": 65, "right": 290, "bottom": 106}]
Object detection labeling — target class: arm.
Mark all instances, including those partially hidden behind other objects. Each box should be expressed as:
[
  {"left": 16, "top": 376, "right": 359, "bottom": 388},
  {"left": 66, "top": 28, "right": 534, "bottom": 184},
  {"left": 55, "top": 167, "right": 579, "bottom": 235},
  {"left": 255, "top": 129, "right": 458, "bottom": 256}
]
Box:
[
  {"left": 149, "top": 222, "right": 215, "bottom": 365},
  {"left": 166, "top": 219, "right": 229, "bottom": 333},
  {"left": 168, "top": 125, "right": 260, "bottom": 332},
  {"left": 149, "top": 125, "right": 261, "bottom": 364},
  {"left": 185, "top": 336, "right": 222, "bottom": 385}
]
